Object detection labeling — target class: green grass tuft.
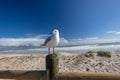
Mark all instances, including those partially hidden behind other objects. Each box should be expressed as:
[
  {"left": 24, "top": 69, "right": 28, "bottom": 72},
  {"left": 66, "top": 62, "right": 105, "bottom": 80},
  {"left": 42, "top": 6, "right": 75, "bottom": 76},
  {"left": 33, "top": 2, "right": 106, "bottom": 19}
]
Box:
[
  {"left": 84, "top": 51, "right": 95, "bottom": 58},
  {"left": 97, "top": 51, "right": 111, "bottom": 58}
]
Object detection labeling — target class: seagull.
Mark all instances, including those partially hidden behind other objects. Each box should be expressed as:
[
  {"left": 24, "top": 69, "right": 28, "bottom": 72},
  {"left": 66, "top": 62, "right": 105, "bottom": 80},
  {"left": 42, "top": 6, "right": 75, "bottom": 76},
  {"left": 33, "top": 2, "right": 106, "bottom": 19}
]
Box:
[{"left": 42, "top": 29, "right": 60, "bottom": 54}]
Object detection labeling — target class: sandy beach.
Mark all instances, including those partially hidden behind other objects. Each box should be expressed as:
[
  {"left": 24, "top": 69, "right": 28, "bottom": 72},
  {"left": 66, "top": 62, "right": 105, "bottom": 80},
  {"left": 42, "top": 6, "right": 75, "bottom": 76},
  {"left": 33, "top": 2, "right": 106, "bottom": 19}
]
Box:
[
  {"left": 58, "top": 51, "right": 120, "bottom": 73},
  {"left": 0, "top": 51, "right": 120, "bottom": 73},
  {"left": 0, "top": 54, "right": 46, "bottom": 70}
]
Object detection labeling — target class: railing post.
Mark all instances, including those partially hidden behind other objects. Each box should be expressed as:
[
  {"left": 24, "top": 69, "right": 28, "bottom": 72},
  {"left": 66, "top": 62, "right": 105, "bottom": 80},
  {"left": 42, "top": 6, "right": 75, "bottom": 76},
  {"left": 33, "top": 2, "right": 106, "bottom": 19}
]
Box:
[{"left": 46, "top": 53, "right": 59, "bottom": 80}]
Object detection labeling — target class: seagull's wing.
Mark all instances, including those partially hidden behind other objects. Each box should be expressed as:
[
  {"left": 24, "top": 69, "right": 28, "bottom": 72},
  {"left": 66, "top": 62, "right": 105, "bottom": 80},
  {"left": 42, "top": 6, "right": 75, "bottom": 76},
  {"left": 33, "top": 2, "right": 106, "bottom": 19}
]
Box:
[{"left": 43, "top": 36, "right": 52, "bottom": 46}]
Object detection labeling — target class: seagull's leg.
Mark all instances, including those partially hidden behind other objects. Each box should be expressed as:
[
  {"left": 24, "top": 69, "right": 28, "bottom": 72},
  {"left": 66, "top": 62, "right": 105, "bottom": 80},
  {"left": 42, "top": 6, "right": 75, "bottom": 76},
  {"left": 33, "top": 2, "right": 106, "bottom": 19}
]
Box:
[
  {"left": 53, "top": 47, "right": 55, "bottom": 54},
  {"left": 48, "top": 48, "right": 50, "bottom": 54}
]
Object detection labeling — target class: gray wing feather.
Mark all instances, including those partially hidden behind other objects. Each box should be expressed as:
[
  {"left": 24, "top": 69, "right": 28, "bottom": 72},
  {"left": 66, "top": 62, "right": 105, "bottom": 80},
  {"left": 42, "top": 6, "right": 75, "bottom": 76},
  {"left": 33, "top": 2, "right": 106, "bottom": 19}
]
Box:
[{"left": 44, "top": 36, "right": 52, "bottom": 45}]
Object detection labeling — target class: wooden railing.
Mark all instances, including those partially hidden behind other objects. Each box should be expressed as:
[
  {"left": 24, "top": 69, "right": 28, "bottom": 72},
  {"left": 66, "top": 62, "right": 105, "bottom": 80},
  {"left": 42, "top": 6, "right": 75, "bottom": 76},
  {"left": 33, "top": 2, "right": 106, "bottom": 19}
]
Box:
[
  {"left": 0, "top": 70, "right": 46, "bottom": 80},
  {"left": 54, "top": 72, "right": 120, "bottom": 80}
]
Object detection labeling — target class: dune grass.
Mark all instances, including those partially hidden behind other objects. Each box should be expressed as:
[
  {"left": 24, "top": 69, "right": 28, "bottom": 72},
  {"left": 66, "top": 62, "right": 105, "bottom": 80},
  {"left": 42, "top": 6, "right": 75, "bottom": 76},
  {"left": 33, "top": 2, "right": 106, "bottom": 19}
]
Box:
[
  {"left": 97, "top": 51, "right": 111, "bottom": 58},
  {"left": 84, "top": 51, "right": 95, "bottom": 58},
  {"left": 84, "top": 50, "right": 112, "bottom": 58}
]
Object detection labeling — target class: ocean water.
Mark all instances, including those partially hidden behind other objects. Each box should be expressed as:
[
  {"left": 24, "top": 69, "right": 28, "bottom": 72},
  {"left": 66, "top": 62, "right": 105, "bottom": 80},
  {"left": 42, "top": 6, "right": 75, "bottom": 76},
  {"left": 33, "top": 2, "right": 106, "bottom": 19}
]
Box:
[{"left": 1, "top": 44, "right": 120, "bottom": 54}]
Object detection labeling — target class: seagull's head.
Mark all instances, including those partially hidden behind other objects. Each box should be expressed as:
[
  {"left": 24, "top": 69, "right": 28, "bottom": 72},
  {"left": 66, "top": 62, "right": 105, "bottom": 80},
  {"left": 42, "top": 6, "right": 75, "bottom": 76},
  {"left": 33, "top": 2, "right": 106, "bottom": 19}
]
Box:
[{"left": 52, "top": 29, "right": 59, "bottom": 35}]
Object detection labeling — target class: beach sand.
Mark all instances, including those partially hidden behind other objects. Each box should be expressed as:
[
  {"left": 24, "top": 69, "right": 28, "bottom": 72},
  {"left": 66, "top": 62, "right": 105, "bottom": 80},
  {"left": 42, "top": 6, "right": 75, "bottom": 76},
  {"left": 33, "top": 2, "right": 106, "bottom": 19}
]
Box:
[
  {"left": 0, "top": 54, "right": 46, "bottom": 70},
  {"left": 0, "top": 51, "right": 119, "bottom": 73},
  {"left": 58, "top": 51, "right": 120, "bottom": 73}
]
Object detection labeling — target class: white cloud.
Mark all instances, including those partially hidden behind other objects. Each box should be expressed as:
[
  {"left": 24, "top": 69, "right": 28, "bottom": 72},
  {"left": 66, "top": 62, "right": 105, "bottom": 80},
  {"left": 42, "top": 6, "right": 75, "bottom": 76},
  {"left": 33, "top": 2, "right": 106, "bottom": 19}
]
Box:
[
  {"left": 86, "top": 37, "right": 99, "bottom": 40},
  {"left": 0, "top": 34, "right": 120, "bottom": 47},
  {"left": 61, "top": 37, "right": 120, "bottom": 46},
  {"left": 0, "top": 35, "right": 68, "bottom": 47},
  {"left": 106, "top": 30, "right": 120, "bottom": 35},
  {"left": 34, "top": 34, "right": 49, "bottom": 38},
  {"left": 106, "top": 31, "right": 116, "bottom": 34},
  {"left": 60, "top": 38, "right": 68, "bottom": 43},
  {"left": 0, "top": 38, "right": 44, "bottom": 46},
  {"left": 115, "top": 32, "right": 120, "bottom": 35},
  {"left": 59, "top": 38, "right": 68, "bottom": 46}
]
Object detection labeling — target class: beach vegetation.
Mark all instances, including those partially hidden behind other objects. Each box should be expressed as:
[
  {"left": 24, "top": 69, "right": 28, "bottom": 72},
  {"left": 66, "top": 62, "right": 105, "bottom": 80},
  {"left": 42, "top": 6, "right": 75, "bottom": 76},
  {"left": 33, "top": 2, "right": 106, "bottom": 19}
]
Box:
[
  {"left": 97, "top": 51, "right": 111, "bottom": 58},
  {"left": 84, "top": 51, "right": 95, "bottom": 58}
]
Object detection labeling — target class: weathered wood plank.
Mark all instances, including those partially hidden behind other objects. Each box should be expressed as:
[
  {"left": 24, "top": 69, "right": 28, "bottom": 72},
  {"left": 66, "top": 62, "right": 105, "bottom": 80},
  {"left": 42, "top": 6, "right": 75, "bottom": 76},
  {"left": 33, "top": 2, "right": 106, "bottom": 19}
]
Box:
[
  {"left": 0, "top": 70, "right": 46, "bottom": 80},
  {"left": 54, "top": 72, "right": 120, "bottom": 80}
]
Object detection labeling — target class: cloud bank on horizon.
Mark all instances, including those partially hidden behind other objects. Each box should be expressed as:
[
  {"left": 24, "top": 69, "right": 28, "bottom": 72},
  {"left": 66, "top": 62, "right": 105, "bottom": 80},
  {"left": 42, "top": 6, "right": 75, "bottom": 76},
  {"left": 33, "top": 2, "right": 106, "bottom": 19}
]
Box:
[{"left": 0, "top": 33, "right": 120, "bottom": 47}]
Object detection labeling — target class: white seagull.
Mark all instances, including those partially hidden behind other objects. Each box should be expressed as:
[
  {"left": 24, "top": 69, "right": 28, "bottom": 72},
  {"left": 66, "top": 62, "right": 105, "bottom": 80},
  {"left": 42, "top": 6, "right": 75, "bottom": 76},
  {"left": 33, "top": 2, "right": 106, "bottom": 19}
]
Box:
[{"left": 42, "top": 29, "right": 60, "bottom": 54}]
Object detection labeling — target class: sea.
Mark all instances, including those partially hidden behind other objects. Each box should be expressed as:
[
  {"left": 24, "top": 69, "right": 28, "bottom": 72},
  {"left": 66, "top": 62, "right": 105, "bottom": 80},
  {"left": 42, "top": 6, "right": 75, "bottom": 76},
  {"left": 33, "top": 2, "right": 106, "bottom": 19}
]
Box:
[{"left": 0, "top": 43, "right": 120, "bottom": 54}]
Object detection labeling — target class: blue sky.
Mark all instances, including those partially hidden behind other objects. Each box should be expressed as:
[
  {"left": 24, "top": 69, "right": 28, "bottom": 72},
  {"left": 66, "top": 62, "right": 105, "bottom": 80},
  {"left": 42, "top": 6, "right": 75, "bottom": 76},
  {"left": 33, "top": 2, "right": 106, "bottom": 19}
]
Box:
[{"left": 0, "top": 0, "right": 120, "bottom": 39}]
